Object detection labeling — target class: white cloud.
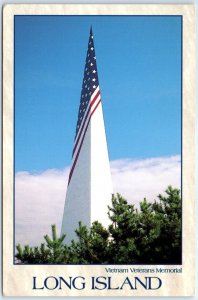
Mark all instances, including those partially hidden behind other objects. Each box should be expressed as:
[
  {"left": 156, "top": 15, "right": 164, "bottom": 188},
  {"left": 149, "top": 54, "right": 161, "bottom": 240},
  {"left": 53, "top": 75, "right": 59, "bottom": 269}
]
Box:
[
  {"left": 15, "top": 155, "right": 181, "bottom": 246},
  {"left": 15, "top": 168, "right": 70, "bottom": 247},
  {"left": 111, "top": 155, "right": 181, "bottom": 205}
]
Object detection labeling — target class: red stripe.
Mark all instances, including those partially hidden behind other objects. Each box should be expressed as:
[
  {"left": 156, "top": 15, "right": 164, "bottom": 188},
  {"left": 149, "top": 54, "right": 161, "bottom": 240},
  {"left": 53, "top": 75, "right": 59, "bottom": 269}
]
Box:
[
  {"left": 68, "top": 99, "right": 101, "bottom": 186},
  {"left": 72, "top": 90, "right": 100, "bottom": 157}
]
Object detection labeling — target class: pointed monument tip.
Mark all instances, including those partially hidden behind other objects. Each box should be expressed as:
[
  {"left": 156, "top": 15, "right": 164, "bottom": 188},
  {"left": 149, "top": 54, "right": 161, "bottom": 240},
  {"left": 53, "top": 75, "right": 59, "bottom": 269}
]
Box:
[{"left": 90, "top": 26, "right": 93, "bottom": 35}]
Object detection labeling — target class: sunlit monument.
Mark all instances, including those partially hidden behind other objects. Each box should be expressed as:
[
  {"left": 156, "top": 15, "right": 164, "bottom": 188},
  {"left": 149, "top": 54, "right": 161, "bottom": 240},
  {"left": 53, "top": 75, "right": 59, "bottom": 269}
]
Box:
[{"left": 61, "top": 28, "right": 113, "bottom": 243}]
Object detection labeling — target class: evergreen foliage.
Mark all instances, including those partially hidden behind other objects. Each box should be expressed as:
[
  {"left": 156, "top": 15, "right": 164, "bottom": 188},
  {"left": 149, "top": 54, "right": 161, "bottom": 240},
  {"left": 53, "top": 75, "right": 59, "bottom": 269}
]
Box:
[{"left": 15, "top": 186, "right": 181, "bottom": 264}]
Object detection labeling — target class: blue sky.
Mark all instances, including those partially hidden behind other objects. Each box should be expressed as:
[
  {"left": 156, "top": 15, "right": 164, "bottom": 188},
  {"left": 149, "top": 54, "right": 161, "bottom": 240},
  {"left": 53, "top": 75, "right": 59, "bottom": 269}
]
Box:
[{"left": 15, "top": 15, "right": 181, "bottom": 172}]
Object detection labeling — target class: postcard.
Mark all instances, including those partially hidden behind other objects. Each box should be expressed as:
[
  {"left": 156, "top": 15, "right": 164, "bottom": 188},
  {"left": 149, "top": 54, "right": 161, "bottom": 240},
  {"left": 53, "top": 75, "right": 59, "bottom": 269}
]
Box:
[{"left": 2, "top": 4, "right": 195, "bottom": 297}]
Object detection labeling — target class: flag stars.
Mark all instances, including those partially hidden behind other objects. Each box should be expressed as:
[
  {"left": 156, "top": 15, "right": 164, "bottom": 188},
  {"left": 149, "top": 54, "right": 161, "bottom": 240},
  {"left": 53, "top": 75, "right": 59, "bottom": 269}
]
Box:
[{"left": 75, "top": 32, "right": 99, "bottom": 137}]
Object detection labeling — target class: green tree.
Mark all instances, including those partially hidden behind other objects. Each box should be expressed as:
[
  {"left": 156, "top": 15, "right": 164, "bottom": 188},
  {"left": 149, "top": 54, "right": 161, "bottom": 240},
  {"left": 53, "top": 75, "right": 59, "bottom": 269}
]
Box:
[
  {"left": 16, "top": 225, "right": 67, "bottom": 264},
  {"left": 68, "top": 221, "right": 109, "bottom": 263},
  {"left": 15, "top": 243, "right": 51, "bottom": 264},
  {"left": 15, "top": 186, "right": 181, "bottom": 264},
  {"left": 151, "top": 186, "right": 182, "bottom": 263},
  {"left": 107, "top": 193, "right": 139, "bottom": 263},
  {"left": 107, "top": 187, "right": 181, "bottom": 264},
  {"left": 43, "top": 224, "right": 66, "bottom": 263}
]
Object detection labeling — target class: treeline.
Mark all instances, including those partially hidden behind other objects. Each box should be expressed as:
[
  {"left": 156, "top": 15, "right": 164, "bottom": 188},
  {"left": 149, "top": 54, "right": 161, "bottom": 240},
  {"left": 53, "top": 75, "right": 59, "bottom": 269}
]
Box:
[{"left": 16, "top": 186, "right": 181, "bottom": 264}]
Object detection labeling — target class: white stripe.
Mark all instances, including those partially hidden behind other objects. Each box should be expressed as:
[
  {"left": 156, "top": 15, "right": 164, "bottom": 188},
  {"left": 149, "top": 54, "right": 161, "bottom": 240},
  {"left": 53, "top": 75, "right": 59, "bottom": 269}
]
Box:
[
  {"left": 71, "top": 94, "right": 101, "bottom": 164},
  {"left": 72, "top": 93, "right": 101, "bottom": 161},
  {"left": 74, "top": 86, "right": 100, "bottom": 146},
  {"left": 91, "top": 86, "right": 100, "bottom": 100}
]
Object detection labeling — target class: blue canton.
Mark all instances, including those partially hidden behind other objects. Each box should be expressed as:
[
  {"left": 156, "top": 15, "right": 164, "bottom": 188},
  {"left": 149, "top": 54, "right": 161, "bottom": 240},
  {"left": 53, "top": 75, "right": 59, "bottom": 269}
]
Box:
[{"left": 75, "top": 28, "right": 99, "bottom": 138}]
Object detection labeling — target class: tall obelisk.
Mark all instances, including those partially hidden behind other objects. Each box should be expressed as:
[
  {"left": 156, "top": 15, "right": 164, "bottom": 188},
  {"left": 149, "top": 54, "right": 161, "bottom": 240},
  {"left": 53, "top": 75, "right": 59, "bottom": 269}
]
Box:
[{"left": 61, "top": 28, "right": 113, "bottom": 243}]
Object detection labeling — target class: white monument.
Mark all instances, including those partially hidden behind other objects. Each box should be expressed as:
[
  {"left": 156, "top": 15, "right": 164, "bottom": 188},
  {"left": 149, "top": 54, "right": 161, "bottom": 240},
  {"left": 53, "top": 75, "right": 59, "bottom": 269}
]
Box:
[{"left": 61, "top": 28, "right": 113, "bottom": 243}]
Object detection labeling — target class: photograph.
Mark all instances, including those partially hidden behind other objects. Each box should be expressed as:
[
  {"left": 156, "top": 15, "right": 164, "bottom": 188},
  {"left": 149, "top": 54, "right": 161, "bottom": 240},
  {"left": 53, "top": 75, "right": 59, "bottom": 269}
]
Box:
[
  {"left": 3, "top": 4, "right": 195, "bottom": 297},
  {"left": 14, "top": 15, "right": 182, "bottom": 265}
]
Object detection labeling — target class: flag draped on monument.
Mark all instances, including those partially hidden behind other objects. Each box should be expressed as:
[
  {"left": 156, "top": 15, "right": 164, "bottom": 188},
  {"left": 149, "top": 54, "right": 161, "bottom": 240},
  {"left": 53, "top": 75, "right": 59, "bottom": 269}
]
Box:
[{"left": 61, "top": 28, "right": 113, "bottom": 243}]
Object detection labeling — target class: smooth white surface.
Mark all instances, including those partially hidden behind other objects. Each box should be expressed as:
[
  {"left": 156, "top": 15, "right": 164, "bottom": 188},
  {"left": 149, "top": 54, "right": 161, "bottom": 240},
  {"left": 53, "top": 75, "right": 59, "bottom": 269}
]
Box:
[
  {"left": 61, "top": 100, "right": 113, "bottom": 243},
  {"left": 90, "top": 103, "right": 113, "bottom": 226},
  {"left": 61, "top": 124, "right": 91, "bottom": 242}
]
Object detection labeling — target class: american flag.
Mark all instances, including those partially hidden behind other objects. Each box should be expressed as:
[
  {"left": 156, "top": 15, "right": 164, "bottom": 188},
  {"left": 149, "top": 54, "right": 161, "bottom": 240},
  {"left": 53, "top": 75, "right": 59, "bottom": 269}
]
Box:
[{"left": 68, "top": 28, "right": 102, "bottom": 185}]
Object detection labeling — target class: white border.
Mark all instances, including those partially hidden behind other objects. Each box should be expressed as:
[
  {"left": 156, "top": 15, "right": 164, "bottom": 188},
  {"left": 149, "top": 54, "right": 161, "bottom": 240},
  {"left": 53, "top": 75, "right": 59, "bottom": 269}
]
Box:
[{"left": 1, "top": 1, "right": 195, "bottom": 298}]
